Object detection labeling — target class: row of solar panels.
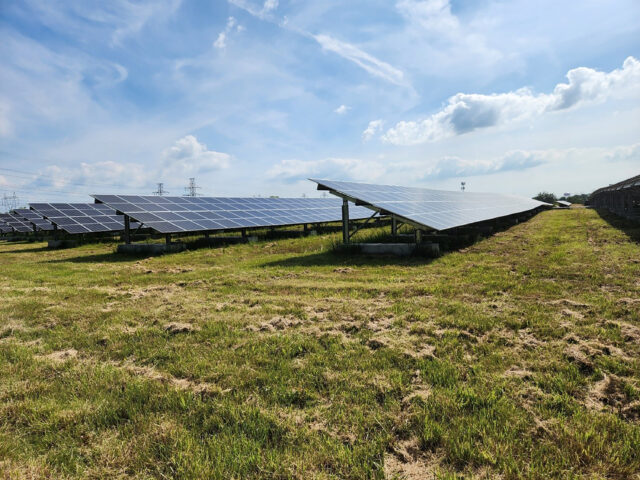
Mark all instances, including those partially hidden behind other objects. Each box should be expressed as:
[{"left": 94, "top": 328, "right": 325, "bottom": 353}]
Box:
[
  {"left": 0, "top": 198, "right": 373, "bottom": 235},
  {"left": 590, "top": 173, "right": 640, "bottom": 195},
  {"left": 1, "top": 180, "right": 551, "bottom": 237}
]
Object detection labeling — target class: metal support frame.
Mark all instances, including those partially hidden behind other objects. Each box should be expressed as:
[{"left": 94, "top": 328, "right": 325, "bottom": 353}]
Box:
[
  {"left": 303, "top": 223, "right": 309, "bottom": 235},
  {"left": 341, "top": 199, "right": 350, "bottom": 244},
  {"left": 241, "top": 228, "right": 247, "bottom": 240},
  {"left": 165, "top": 234, "right": 172, "bottom": 245},
  {"left": 349, "top": 210, "right": 378, "bottom": 240},
  {"left": 391, "top": 216, "right": 398, "bottom": 236},
  {"left": 124, "top": 215, "right": 131, "bottom": 244},
  {"left": 415, "top": 229, "right": 422, "bottom": 244}
]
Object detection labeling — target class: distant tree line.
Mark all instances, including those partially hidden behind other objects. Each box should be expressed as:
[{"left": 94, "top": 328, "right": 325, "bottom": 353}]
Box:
[{"left": 533, "top": 192, "right": 589, "bottom": 204}]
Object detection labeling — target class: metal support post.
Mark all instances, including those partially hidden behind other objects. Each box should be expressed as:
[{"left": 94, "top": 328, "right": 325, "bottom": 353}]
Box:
[
  {"left": 391, "top": 216, "right": 397, "bottom": 236},
  {"left": 241, "top": 228, "right": 247, "bottom": 240},
  {"left": 124, "top": 215, "right": 131, "bottom": 244},
  {"left": 165, "top": 234, "right": 172, "bottom": 245},
  {"left": 341, "top": 199, "right": 350, "bottom": 244},
  {"left": 303, "top": 223, "right": 309, "bottom": 235},
  {"left": 415, "top": 229, "right": 422, "bottom": 244}
]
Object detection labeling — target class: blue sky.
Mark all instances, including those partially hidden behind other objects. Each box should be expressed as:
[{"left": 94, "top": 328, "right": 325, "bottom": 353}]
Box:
[{"left": 1, "top": 0, "right": 639, "bottom": 203}]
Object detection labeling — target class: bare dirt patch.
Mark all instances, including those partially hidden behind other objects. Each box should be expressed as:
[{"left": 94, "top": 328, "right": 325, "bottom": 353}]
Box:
[
  {"left": 585, "top": 374, "right": 640, "bottom": 421},
  {"left": 560, "top": 308, "right": 585, "bottom": 320},
  {"left": 119, "top": 362, "right": 227, "bottom": 396},
  {"left": 246, "top": 315, "right": 303, "bottom": 332},
  {"left": 384, "top": 438, "right": 443, "bottom": 480},
  {"left": 164, "top": 322, "right": 200, "bottom": 334},
  {"left": 550, "top": 299, "right": 591, "bottom": 309},
  {"left": 41, "top": 349, "right": 78, "bottom": 363}
]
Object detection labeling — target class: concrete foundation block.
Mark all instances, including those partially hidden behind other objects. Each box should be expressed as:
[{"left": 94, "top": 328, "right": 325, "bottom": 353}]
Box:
[
  {"left": 117, "top": 243, "right": 186, "bottom": 255},
  {"left": 359, "top": 243, "right": 416, "bottom": 256}
]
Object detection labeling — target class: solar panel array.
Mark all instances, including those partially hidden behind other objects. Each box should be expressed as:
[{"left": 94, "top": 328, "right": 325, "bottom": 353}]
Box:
[
  {"left": 311, "top": 179, "right": 549, "bottom": 231},
  {"left": 0, "top": 213, "right": 34, "bottom": 233},
  {"left": 92, "top": 195, "right": 373, "bottom": 234},
  {"left": 557, "top": 200, "right": 571, "bottom": 207},
  {"left": 12, "top": 209, "right": 55, "bottom": 231},
  {"left": 29, "top": 203, "right": 132, "bottom": 234}
]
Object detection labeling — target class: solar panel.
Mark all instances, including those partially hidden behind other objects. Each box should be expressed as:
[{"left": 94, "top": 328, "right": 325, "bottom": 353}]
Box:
[
  {"left": 0, "top": 221, "right": 13, "bottom": 234},
  {"left": 29, "top": 203, "right": 136, "bottom": 234},
  {"left": 91, "top": 195, "right": 374, "bottom": 234},
  {"left": 311, "top": 179, "right": 550, "bottom": 231},
  {"left": 556, "top": 200, "right": 571, "bottom": 207},
  {"left": 12, "top": 209, "right": 55, "bottom": 231},
  {"left": 0, "top": 213, "right": 34, "bottom": 233}
]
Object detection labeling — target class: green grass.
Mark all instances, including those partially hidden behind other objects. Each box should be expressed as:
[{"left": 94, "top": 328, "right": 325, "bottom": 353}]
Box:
[{"left": 0, "top": 208, "right": 639, "bottom": 479}]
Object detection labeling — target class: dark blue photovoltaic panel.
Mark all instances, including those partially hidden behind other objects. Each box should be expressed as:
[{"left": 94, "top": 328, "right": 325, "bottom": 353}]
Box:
[
  {"left": 91, "top": 195, "right": 373, "bottom": 234},
  {"left": 29, "top": 203, "right": 138, "bottom": 234},
  {"left": 12, "top": 209, "right": 55, "bottom": 231},
  {"left": 0, "top": 213, "right": 33, "bottom": 233},
  {"left": 311, "top": 179, "right": 550, "bottom": 231}
]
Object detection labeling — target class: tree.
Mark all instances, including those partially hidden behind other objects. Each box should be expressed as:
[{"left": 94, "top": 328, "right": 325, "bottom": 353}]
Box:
[
  {"left": 564, "top": 193, "right": 589, "bottom": 204},
  {"left": 533, "top": 192, "right": 557, "bottom": 203}
]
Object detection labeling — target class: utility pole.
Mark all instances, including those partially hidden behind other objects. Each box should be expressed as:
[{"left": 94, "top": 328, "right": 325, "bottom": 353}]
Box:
[
  {"left": 153, "top": 183, "right": 168, "bottom": 196},
  {"left": 184, "top": 178, "right": 201, "bottom": 197}
]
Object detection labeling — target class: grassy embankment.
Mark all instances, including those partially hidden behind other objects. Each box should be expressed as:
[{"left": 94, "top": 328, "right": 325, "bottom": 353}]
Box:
[{"left": 0, "top": 207, "right": 639, "bottom": 479}]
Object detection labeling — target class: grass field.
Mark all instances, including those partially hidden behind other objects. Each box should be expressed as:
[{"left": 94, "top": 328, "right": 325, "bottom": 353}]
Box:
[{"left": 1, "top": 208, "right": 639, "bottom": 479}]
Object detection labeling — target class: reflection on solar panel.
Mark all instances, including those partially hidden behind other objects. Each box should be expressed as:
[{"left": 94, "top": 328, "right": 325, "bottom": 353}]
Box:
[
  {"left": 557, "top": 200, "right": 571, "bottom": 207},
  {"left": 13, "top": 209, "right": 55, "bottom": 231},
  {"left": 92, "top": 195, "right": 373, "bottom": 234},
  {"left": 29, "top": 203, "right": 132, "bottom": 234},
  {"left": 311, "top": 179, "right": 550, "bottom": 231},
  {"left": 0, "top": 213, "right": 34, "bottom": 233}
]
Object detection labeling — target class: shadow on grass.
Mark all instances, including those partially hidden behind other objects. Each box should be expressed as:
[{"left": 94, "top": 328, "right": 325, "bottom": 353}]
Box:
[
  {"left": 595, "top": 209, "right": 640, "bottom": 243},
  {"left": 45, "top": 252, "right": 147, "bottom": 264},
  {"left": 260, "top": 249, "right": 438, "bottom": 268}
]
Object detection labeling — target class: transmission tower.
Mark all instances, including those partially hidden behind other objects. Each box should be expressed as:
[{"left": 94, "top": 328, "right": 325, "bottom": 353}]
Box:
[
  {"left": 153, "top": 183, "right": 168, "bottom": 196},
  {"left": 184, "top": 178, "right": 201, "bottom": 197},
  {"left": 1, "top": 192, "right": 19, "bottom": 212}
]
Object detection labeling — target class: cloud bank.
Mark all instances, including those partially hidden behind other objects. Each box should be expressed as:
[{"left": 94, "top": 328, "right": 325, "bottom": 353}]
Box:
[{"left": 383, "top": 56, "right": 640, "bottom": 145}]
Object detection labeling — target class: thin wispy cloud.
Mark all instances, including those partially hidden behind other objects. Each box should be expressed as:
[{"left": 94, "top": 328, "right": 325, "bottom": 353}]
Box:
[
  {"left": 313, "top": 34, "right": 406, "bottom": 86},
  {"left": 228, "top": 0, "right": 408, "bottom": 87}
]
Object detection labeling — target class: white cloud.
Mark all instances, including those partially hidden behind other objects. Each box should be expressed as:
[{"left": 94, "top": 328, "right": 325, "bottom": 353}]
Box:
[
  {"left": 383, "top": 56, "right": 640, "bottom": 145},
  {"left": 267, "top": 157, "right": 384, "bottom": 183},
  {"left": 214, "top": 32, "right": 227, "bottom": 49},
  {"left": 214, "top": 16, "right": 241, "bottom": 49},
  {"left": 262, "top": 0, "right": 278, "bottom": 13},
  {"left": 313, "top": 34, "right": 405, "bottom": 86},
  {"left": 420, "top": 149, "right": 559, "bottom": 180},
  {"left": 334, "top": 104, "right": 350, "bottom": 115},
  {"left": 604, "top": 142, "right": 640, "bottom": 163},
  {"left": 161, "top": 135, "right": 231, "bottom": 175},
  {"left": 362, "top": 119, "right": 383, "bottom": 141},
  {"left": 396, "top": 0, "right": 460, "bottom": 35}
]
